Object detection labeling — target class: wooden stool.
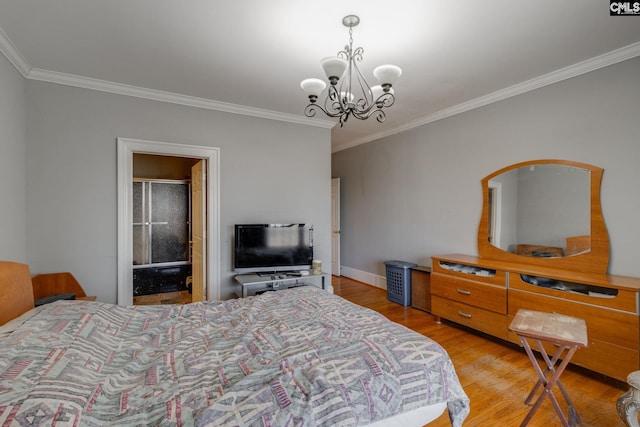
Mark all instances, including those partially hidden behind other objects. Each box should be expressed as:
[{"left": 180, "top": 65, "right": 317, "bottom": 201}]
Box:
[
  {"left": 617, "top": 371, "right": 640, "bottom": 426},
  {"left": 509, "top": 309, "right": 588, "bottom": 427}
]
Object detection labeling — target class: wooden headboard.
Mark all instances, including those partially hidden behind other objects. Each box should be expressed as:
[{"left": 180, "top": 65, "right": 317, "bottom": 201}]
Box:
[{"left": 0, "top": 261, "right": 35, "bottom": 325}]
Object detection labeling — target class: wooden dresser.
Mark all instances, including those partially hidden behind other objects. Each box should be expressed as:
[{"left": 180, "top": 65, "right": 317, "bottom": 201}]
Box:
[
  {"left": 431, "top": 159, "right": 640, "bottom": 381},
  {"left": 431, "top": 253, "right": 640, "bottom": 381}
]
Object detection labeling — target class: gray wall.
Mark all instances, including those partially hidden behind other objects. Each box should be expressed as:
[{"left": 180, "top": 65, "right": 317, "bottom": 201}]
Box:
[
  {"left": 24, "top": 81, "right": 331, "bottom": 302},
  {"left": 0, "top": 53, "right": 27, "bottom": 263},
  {"left": 332, "top": 57, "right": 640, "bottom": 279}
]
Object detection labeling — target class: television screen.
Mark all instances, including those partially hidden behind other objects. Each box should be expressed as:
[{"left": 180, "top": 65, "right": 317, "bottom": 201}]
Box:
[{"left": 234, "top": 224, "right": 313, "bottom": 273}]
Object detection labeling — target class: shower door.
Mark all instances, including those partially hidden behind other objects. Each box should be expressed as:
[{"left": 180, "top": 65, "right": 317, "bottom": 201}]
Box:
[{"left": 132, "top": 180, "right": 191, "bottom": 296}]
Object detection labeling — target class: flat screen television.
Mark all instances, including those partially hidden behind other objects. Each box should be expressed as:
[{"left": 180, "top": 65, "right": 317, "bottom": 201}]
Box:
[{"left": 234, "top": 224, "right": 314, "bottom": 274}]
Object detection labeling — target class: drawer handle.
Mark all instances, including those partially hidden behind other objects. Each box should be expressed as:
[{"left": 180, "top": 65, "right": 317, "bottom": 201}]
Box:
[
  {"left": 457, "top": 310, "right": 472, "bottom": 319},
  {"left": 456, "top": 288, "right": 471, "bottom": 295}
]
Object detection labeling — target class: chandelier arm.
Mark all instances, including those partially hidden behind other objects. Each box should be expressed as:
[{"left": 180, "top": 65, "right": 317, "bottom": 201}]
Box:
[
  {"left": 351, "top": 107, "right": 387, "bottom": 123},
  {"left": 375, "top": 93, "right": 396, "bottom": 108},
  {"left": 352, "top": 46, "right": 364, "bottom": 63},
  {"left": 350, "top": 92, "right": 395, "bottom": 117},
  {"left": 373, "top": 109, "right": 386, "bottom": 123},
  {"left": 304, "top": 103, "right": 343, "bottom": 119},
  {"left": 348, "top": 47, "right": 371, "bottom": 111},
  {"left": 324, "top": 85, "right": 347, "bottom": 115},
  {"left": 339, "top": 112, "right": 349, "bottom": 127},
  {"left": 353, "top": 62, "right": 374, "bottom": 111},
  {"left": 326, "top": 85, "right": 340, "bottom": 102},
  {"left": 337, "top": 52, "right": 351, "bottom": 111}
]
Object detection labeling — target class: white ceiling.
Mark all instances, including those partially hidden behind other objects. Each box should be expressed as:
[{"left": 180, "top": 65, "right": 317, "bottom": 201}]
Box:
[{"left": 1, "top": 1, "right": 639, "bottom": 151}]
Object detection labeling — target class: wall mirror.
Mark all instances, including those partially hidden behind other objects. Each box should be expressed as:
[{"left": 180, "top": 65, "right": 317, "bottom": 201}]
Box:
[{"left": 478, "top": 159, "right": 610, "bottom": 274}]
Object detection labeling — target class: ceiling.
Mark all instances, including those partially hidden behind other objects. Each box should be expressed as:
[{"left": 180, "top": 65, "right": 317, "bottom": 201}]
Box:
[{"left": 1, "top": 1, "right": 639, "bottom": 152}]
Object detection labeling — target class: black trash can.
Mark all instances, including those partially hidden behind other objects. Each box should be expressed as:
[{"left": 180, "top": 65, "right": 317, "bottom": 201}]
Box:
[{"left": 384, "top": 260, "right": 418, "bottom": 306}]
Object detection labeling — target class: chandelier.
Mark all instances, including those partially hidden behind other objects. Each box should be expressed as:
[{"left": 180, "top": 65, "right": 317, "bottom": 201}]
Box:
[{"left": 300, "top": 15, "right": 402, "bottom": 127}]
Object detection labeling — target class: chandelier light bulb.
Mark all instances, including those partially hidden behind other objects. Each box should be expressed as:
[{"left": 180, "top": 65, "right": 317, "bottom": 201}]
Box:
[
  {"left": 321, "top": 57, "right": 348, "bottom": 85},
  {"left": 300, "top": 78, "right": 327, "bottom": 102},
  {"left": 373, "top": 65, "right": 402, "bottom": 88}
]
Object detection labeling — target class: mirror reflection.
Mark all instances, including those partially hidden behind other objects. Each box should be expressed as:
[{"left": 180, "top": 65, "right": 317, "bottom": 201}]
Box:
[{"left": 487, "top": 164, "right": 590, "bottom": 258}]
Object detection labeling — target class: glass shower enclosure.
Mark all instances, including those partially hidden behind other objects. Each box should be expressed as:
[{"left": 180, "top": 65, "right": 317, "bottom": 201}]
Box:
[{"left": 132, "top": 179, "right": 192, "bottom": 297}]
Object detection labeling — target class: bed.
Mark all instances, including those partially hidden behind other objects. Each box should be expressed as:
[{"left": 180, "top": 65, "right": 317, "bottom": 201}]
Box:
[{"left": 0, "top": 261, "right": 469, "bottom": 426}]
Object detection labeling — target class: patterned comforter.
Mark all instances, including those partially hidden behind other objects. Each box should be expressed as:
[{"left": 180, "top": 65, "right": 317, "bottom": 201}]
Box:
[{"left": 0, "top": 286, "right": 469, "bottom": 426}]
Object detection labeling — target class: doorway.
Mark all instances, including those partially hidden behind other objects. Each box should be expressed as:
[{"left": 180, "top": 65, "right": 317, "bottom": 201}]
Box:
[
  {"left": 117, "top": 138, "right": 220, "bottom": 306},
  {"left": 131, "top": 156, "right": 196, "bottom": 305}
]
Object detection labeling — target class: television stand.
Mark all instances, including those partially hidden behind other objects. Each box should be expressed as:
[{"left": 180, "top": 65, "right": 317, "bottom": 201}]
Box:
[{"left": 234, "top": 272, "right": 331, "bottom": 298}]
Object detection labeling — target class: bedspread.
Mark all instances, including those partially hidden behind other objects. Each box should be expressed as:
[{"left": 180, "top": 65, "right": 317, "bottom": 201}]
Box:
[{"left": 0, "top": 286, "right": 469, "bottom": 426}]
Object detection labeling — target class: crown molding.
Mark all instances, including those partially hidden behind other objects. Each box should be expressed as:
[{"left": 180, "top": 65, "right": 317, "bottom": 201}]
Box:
[
  {"left": 0, "top": 25, "right": 332, "bottom": 129},
  {"left": 0, "top": 26, "right": 31, "bottom": 77},
  {"left": 0, "top": 25, "right": 334, "bottom": 129},
  {"left": 25, "top": 68, "right": 335, "bottom": 129},
  {"left": 2, "top": 21, "right": 638, "bottom": 145},
  {"left": 332, "top": 41, "right": 640, "bottom": 153}
]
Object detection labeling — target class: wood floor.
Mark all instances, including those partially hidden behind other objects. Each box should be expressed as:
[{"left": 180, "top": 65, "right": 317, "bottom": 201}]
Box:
[
  {"left": 332, "top": 275, "right": 629, "bottom": 427},
  {"left": 133, "top": 290, "right": 192, "bottom": 305}
]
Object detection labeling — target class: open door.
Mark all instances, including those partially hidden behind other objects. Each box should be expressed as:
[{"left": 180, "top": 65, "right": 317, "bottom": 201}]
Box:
[
  {"left": 191, "top": 160, "right": 206, "bottom": 301},
  {"left": 331, "top": 178, "right": 341, "bottom": 276}
]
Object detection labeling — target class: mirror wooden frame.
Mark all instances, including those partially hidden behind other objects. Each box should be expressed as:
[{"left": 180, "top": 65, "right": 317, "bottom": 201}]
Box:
[{"left": 477, "top": 159, "right": 609, "bottom": 275}]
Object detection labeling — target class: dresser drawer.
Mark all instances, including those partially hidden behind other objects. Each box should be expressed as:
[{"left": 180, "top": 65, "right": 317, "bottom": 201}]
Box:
[
  {"left": 571, "top": 339, "right": 639, "bottom": 381},
  {"left": 510, "top": 273, "right": 638, "bottom": 313},
  {"left": 432, "top": 259, "right": 507, "bottom": 287},
  {"left": 432, "top": 295, "right": 507, "bottom": 339},
  {"left": 432, "top": 273, "right": 507, "bottom": 314}
]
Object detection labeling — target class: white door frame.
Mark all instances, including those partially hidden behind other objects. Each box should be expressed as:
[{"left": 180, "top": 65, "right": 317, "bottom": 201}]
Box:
[{"left": 117, "top": 138, "right": 220, "bottom": 305}]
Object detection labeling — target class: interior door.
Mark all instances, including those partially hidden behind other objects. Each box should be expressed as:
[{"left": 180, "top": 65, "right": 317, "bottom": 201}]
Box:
[
  {"left": 331, "top": 178, "right": 341, "bottom": 276},
  {"left": 191, "top": 160, "right": 206, "bottom": 301}
]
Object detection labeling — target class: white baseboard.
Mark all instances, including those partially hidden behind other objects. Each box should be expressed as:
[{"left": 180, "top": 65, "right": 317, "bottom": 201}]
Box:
[{"left": 340, "top": 266, "right": 387, "bottom": 290}]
